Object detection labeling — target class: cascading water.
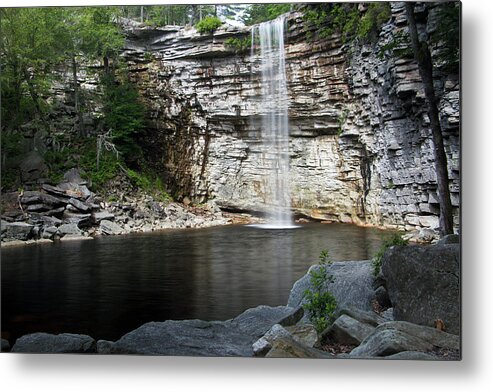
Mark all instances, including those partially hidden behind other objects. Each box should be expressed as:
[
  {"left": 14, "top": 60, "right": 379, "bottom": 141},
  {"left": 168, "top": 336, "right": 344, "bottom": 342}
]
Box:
[{"left": 251, "top": 16, "right": 297, "bottom": 229}]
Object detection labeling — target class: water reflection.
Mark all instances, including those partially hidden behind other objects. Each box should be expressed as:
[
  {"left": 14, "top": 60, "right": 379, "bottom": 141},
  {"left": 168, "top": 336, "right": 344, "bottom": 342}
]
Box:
[{"left": 1, "top": 223, "right": 390, "bottom": 342}]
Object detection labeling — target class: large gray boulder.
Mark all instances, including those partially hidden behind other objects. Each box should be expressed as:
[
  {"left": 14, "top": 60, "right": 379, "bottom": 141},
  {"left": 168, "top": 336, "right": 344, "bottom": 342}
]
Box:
[
  {"left": 323, "top": 314, "right": 375, "bottom": 346},
  {"left": 349, "top": 320, "right": 459, "bottom": 358},
  {"left": 288, "top": 260, "right": 375, "bottom": 313},
  {"left": 349, "top": 328, "right": 433, "bottom": 358},
  {"left": 4, "top": 222, "right": 34, "bottom": 240},
  {"left": 98, "top": 305, "right": 301, "bottom": 356},
  {"left": 375, "top": 321, "right": 460, "bottom": 350},
  {"left": 12, "top": 333, "right": 96, "bottom": 353},
  {"left": 58, "top": 223, "right": 82, "bottom": 236},
  {"left": 265, "top": 335, "right": 335, "bottom": 359},
  {"left": 19, "top": 151, "right": 48, "bottom": 183},
  {"left": 100, "top": 220, "right": 124, "bottom": 235},
  {"left": 381, "top": 243, "right": 460, "bottom": 334}
]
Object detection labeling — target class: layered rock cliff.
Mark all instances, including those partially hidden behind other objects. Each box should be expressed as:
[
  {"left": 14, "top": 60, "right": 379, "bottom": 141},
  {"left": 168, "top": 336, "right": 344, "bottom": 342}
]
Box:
[{"left": 52, "top": 3, "right": 457, "bottom": 234}]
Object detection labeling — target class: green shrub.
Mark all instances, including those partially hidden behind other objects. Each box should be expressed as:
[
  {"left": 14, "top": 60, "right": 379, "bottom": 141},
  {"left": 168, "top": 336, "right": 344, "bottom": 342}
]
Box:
[
  {"left": 371, "top": 233, "right": 409, "bottom": 277},
  {"left": 303, "top": 3, "right": 391, "bottom": 43},
  {"left": 225, "top": 36, "right": 252, "bottom": 53},
  {"left": 195, "top": 16, "right": 222, "bottom": 34},
  {"left": 126, "top": 168, "right": 172, "bottom": 203},
  {"left": 302, "top": 250, "right": 338, "bottom": 333}
]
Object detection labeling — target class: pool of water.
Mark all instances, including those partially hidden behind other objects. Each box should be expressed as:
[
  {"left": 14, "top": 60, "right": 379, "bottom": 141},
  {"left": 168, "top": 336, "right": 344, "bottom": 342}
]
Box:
[{"left": 1, "top": 223, "right": 390, "bottom": 343}]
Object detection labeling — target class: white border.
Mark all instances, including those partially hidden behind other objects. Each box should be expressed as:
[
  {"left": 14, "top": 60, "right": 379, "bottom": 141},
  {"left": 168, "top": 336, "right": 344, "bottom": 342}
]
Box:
[{"left": 1, "top": 1, "right": 492, "bottom": 391}]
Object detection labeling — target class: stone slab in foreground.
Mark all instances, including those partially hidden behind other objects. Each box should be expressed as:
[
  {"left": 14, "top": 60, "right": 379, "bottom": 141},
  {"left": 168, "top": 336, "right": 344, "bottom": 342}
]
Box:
[
  {"left": 98, "top": 305, "right": 302, "bottom": 356},
  {"left": 12, "top": 333, "right": 96, "bottom": 353}
]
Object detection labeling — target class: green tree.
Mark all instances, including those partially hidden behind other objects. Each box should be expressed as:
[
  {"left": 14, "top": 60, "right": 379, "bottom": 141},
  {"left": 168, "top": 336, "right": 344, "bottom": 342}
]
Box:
[
  {"left": 241, "top": 3, "right": 291, "bottom": 25},
  {"left": 54, "top": 7, "right": 124, "bottom": 136},
  {"left": 0, "top": 8, "right": 65, "bottom": 128}
]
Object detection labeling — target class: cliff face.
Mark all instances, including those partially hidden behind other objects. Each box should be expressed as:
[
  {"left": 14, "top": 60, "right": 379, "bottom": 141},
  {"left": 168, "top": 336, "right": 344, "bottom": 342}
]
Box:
[{"left": 121, "top": 3, "right": 460, "bottom": 232}]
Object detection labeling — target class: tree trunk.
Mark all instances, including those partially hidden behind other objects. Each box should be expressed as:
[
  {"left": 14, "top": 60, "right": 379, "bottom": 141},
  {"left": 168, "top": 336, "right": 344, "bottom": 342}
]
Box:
[
  {"left": 71, "top": 54, "right": 84, "bottom": 137},
  {"left": 405, "top": 2, "right": 454, "bottom": 236},
  {"left": 103, "top": 56, "right": 110, "bottom": 75}
]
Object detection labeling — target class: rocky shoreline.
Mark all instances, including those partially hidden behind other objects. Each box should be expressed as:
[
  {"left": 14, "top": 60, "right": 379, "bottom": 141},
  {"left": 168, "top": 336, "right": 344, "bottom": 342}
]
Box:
[
  {"left": 1, "top": 168, "right": 257, "bottom": 247},
  {"left": 1, "top": 166, "right": 441, "bottom": 248},
  {"left": 2, "top": 238, "right": 460, "bottom": 359}
]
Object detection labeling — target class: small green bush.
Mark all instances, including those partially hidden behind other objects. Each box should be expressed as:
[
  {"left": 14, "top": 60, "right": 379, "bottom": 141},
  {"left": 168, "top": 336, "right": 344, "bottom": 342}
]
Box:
[
  {"left": 195, "top": 16, "right": 222, "bottom": 34},
  {"left": 126, "top": 169, "right": 172, "bottom": 203},
  {"left": 303, "top": 250, "right": 338, "bottom": 333},
  {"left": 371, "top": 233, "right": 409, "bottom": 276},
  {"left": 225, "top": 36, "right": 252, "bottom": 53}
]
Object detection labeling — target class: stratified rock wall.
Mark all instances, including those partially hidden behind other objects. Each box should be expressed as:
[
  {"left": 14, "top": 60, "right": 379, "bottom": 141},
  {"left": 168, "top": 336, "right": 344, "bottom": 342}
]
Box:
[{"left": 121, "top": 3, "right": 460, "bottom": 232}]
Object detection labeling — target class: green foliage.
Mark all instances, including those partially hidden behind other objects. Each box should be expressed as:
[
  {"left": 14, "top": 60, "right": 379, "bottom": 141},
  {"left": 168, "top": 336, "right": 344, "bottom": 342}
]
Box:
[
  {"left": 303, "top": 3, "right": 391, "bottom": 43},
  {"left": 378, "top": 30, "right": 413, "bottom": 60},
  {"left": 225, "top": 36, "right": 252, "bottom": 53},
  {"left": 242, "top": 3, "right": 291, "bottom": 26},
  {"left": 371, "top": 233, "right": 409, "bottom": 277},
  {"left": 126, "top": 169, "right": 172, "bottom": 203},
  {"left": 43, "top": 137, "right": 120, "bottom": 190},
  {"left": 195, "top": 16, "right": 222, "bottom": 34},
  {"left": 430, "top": 2, "right": 460, "bottom": 73},
  {"left": 101, "top": 75, "right": 145, "bottom": 163},
  {"left": 303, "top": 250, "right": 338, "bottom": 333},
  {"left": 357, "top": 3, "right": 392, "bottom": 40},
  {"left": 337, "top": 109, "right": 349, "bottom": 135}
]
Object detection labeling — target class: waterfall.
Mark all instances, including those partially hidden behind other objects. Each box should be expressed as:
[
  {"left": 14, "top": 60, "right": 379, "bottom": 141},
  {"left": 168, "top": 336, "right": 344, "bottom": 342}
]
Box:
[{"left": 251, "top": 15, "right": 296, "bottom": 229}]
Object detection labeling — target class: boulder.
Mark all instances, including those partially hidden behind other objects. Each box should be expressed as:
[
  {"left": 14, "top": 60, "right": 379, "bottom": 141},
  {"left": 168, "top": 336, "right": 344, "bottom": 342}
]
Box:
[
  {"left": 58, "top": 223, "right": 82, "bottom": 236},
  {"left": 18, "top": 151, "right": 48, "bottom": 183},
  {"left": 1, "top": 338, "right": 10, "bottom": 352},
  {"left": 265, "top": 335, "right": 335, "bottom": 359},
  {"left": 285, "top": 324, "right": 318, "bottom": 348},
  {"left": 338, "top": 307, "right": 386, "bottom": 327},
  {"left": 384, "top": 351, "right": 437, "bottom": 360},
  {"left": 68, "top": 198, "right": 91, "bottom": 213},
  {"left": 100, "top": 220, "right": 124, "bottom": 235},
  {"left": 62, "top": 212, "right": 91, "bottom": 227},
  {"left": 4, "top": 222, "right": 34, "bottom": 240},
  {"left": 12, "top": 333, "right": 96, "bottom": 353},
  {"left": 349, "top": 328, "right": 433, "bottom": 358},
  {"left": 92, "top": 211, "right": 115, "bottom": 224},
  {"left": 323, "top": 314, "right": 375, "bottom": 346},
  {"left": 375, "top": 286, "right": 392, "bottom": 308},
  {"left": 437, "top": 234, "right": 460, "bottom": 245},
  {"left": 252, "top": 320, "right": 317, "bottom": 357},
  {"left": 288, "top": 260, "right": 375, "bottom": 314},
  {"left": 57, "top": 182, "right": 92, "bottom": 200},
  {"left": 375, "top": 321, "right": 460, "bottom": 350},
  {"left": 252, "top": 324, "right": 292, "bottom": 356},
  {"left": 62, "top": 168, "right": 87, "bottom": 185},
  {"left": 21, "top": 191, "right": 66, "bottom": 207},
  {"left": 42, "top": 225, "right": 59, "bottom": 239},
  {"left": 381, "top": 243, "right": 460, "bottom": 334},
  {"left": 102, "top": 305, "right": 298, "bottom": 356}
]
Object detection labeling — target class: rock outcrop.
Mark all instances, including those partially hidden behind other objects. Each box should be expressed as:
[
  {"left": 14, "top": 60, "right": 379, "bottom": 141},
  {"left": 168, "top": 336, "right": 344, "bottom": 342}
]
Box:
[
  {"left": 12, "top": 333, "right": 96, "bottom": 353},
  {"left": 96, "top": 305, "right": 302, "bottom": 356},
  {"left": 381, "top": 242, "right": 460, "bottom": 334},
  {"left": 118, "top": 3, "right": 459, "bottom": 234}
]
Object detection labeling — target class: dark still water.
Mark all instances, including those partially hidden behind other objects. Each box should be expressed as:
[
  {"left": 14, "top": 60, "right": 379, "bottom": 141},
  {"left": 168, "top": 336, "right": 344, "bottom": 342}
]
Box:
[{"left": 1, "top": 223, "right": 390, "bottom": 343}]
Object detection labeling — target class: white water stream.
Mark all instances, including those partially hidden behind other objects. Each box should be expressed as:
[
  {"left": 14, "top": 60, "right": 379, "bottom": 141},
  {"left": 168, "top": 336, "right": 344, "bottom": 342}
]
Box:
[{"left": 251, "top": 16, "right": 296, "bottom": 229}]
